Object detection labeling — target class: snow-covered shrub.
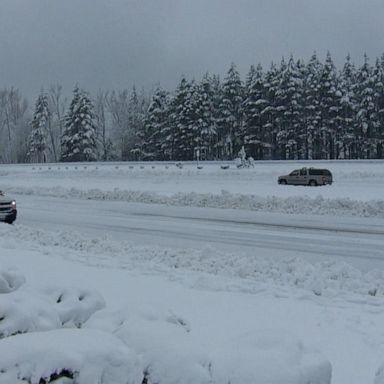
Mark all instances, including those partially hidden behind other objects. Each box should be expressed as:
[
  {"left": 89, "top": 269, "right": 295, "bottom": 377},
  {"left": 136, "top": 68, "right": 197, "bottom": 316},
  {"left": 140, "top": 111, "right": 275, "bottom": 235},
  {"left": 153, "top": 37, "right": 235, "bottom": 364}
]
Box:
[
  {"left": 42, "top": 287, "right": 105, "bottom": 327},
  {"left": 209, "top": 330, "right": 332, "bottom": 384},
  {"left": 86, "top": 310, "right": 332, "bottom": 384},
  {"left": 0, "top": 290, "right": 61, "bottom": 338},
  {"left": 86, "top": 308, "right": 210, "bottom": 384},
  {"left": 0, "top": 328, "right": 143, "bottom": 384},
  {"left": 0, "top": 284, "right": 105, "bottom": 338},
  {"left": 0, "top": 266, "right": 25, "bottom": 293}
]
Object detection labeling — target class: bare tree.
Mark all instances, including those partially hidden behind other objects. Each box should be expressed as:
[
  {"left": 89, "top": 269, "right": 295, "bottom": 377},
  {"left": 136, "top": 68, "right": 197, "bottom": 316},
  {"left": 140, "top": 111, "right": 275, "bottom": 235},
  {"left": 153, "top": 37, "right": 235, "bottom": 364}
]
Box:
[
  {"left": 48, "top": 84, "right": 67, "bottom": 161},
  {"left": 106, "top": 90, "right": 130, "bottom": 160},
  {"left": 95, "top": 90, "right": 115, "bottom": 160},
  {"left": 0, "top": 88, "right": 29, "bottom": 163}
]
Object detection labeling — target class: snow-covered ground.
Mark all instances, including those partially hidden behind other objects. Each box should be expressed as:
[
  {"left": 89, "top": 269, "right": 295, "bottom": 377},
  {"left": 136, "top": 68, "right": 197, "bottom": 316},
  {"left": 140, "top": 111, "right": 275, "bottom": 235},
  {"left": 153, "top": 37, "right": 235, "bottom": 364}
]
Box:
[{"left": 0, "top": 160, "right": 384, "bottom": 384}]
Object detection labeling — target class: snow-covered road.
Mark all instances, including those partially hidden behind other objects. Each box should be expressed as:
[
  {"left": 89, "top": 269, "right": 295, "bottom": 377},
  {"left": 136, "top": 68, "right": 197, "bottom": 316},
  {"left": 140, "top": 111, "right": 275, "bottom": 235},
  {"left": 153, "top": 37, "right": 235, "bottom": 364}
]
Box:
[{"left": 17, "top": 194, "right": 384, "bottom": 272}]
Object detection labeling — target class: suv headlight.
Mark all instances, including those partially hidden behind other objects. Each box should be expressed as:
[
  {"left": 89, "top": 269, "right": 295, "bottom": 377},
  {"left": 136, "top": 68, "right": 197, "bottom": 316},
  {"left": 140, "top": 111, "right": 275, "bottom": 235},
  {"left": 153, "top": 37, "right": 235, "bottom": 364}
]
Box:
[{"left": 11, "top": 200, "right": 16, "bottom": 209}]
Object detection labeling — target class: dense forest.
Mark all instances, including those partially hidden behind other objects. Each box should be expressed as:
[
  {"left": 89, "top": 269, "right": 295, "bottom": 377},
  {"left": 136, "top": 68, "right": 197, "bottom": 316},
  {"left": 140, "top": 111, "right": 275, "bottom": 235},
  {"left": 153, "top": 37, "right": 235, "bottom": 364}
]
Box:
[{"left": 2, "top": 52, "right": 384, "bottom": 163}]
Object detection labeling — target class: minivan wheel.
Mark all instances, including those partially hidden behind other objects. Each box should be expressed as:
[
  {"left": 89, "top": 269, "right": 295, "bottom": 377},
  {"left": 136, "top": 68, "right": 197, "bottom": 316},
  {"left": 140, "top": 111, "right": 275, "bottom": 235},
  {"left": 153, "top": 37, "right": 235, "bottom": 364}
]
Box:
[{"left": 309, "top": 180, "right": 317, "bottom": 186}]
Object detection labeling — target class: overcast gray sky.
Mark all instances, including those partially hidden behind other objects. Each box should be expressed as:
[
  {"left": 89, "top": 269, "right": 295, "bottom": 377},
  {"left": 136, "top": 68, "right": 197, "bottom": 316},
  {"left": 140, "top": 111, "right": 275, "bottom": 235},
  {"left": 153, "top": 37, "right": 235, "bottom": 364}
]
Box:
[{"left": 1, "top": 0, "right": 383, "bottom": 98}]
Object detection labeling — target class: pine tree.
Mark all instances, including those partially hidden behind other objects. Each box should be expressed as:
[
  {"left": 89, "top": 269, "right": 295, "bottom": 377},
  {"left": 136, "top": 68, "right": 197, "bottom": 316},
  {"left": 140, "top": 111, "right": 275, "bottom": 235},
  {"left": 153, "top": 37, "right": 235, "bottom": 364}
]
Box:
[
  {"left": 373, "top": 57, "right": 384, "bottom": 157},
  {"left": 243, "top": 64, "right": 269, "bottom": 159},
  {"left": 355, "top": 54, "right": 379, "bottom": 158},
  {"left": 318, "top": 51, "right": 341, "bottom": 159},
  {"left": 217, "top": 63, "right": 244, "bottom": 158},
  {"left": 245, "top": 65, "right": 257, "bottom": 91},
  {"left": 263, "top": 62, "right": 280, "bottom": 159},
  {"left": 61, "top": 87, "right": 98, "bottom": 162},
  {"left": 27, "top": 90, "right": 49, "bottom": 163},
  {"left": 168, "top": 76, "right": 195, "bottom": 160},
  {"left": 189, "top": 73, "right": 217, "bottom": 160},
  {"left": 141, "top": 86, "right": 170, "bottom": 160},
  {"left": 275, "top": 57, "right": 304, "bottom": 159},
  {"left": 209, "top": 74, "right": 223, "bottom": 159},
  {"left": 339, "top": 54, "right": 357, "bottom": 159},
  {"left": 303, "top": 52, "right": 322, "bottom": 159}
]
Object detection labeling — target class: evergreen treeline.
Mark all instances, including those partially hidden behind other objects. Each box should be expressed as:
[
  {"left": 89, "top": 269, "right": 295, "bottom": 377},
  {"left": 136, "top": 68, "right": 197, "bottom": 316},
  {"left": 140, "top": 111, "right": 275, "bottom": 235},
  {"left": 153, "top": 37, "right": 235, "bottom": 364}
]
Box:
[{"left": 2, "top": 52, "right": 384, "bottom": 163}]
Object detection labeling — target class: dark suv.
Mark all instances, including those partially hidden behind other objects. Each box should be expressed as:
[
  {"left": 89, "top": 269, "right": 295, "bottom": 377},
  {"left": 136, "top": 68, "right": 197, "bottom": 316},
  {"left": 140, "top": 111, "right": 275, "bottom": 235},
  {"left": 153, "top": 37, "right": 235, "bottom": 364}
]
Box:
[
  {"left": 278, "top": 167, "right": 333, "bottom": 186},
  {"left": 0, "top": 191, "right": 17, "bottom": 223}
]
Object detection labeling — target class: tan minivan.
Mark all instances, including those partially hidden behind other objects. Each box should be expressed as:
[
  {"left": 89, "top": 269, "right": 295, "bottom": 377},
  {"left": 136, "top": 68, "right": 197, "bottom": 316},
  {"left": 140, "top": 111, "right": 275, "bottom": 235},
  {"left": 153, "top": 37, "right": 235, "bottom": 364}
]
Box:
[{"left": 278, "top": 167, "right": 333, "bottom": 186}]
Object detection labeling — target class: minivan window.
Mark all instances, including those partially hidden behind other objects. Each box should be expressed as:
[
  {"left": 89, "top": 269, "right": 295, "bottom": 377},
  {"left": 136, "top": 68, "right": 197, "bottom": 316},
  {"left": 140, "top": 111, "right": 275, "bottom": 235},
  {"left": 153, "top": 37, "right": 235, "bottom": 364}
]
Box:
[
  {"left": 308, "top": 169, "right": 332, "bottom": 176},
  {"left": 309, "top": 169, "right": 322, "bottom": 175}
]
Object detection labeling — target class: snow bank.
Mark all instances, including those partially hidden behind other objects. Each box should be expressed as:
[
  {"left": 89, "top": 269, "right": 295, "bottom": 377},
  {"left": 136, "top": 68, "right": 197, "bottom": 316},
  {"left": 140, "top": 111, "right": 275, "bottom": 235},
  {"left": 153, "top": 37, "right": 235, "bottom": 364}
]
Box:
[
  {"left": 209, "top": 330, "right": 332, "bottom": 384},
  {"left": 3, "top": 224, "right": 383, "bottom": 298},
  {"left": 0, "top": 329, "right": 143, "bottom": 384},
  {"left": 0, "top": 289, "right": 61, "bottom": 338},
  {"left": 0, "top": 287, "right": 105, "bottom": 337},
  {"left": 87, "top": 309, "right": 332, "bottom": 384},
  {"left": 0, "top": 265, "right": 25, "bottom": 293},
  {"left": 5, "top": 183, "right": 384, "bottom": 218},
  {"left": 0, "top": 260, "right": 332, "bottom": 384},
  {"left": 41, "top": 287, "right": 106, "bottom": 327}
]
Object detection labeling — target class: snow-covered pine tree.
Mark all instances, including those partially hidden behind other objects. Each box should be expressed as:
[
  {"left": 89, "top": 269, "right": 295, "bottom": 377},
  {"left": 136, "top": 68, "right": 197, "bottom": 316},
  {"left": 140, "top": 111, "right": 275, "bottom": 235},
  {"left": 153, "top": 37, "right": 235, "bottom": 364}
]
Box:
[
  {"left": 243, "top": 64, "right": 269, "bottom": 159},
  {"left": 189, "top": 73, "right": 217, "bottom": 160},
  {"left": 338, "top": 54, "right": 357, "bottom": 159},
  {"left": 355, "top": 54, "right": 379, "bottom": 158},
  {"left": 168, "top": 76, "right": 195, "bottom": 160},
  {"left": 140, "top": 86, "right": 170, "bottom": 160},
  {"left": 275, "top": 57, "right": 304, "bottom": 159},
  {"left": 263, "top": 62, "right": 280, "bottom": 159},
  {"left": 245, "top": 65, "right": 257, "bottom": 91},
  {"left": 217, "top": 63, "right": 244, "bottom": 159},
  {"left": 61, "top": 86, "right": 98, "bottom": 162},
  {"left": 273, "top": 58, "right": 289, "bottom": 159},
  {"left": 122, "top": 86, "right": 147, "bottom": 160},
  {"left": 318, "top": 51, "right": 341, "bottom": 159},
  {"left": 27, "top": 90, "right": 50, "bottom": 163},
  {"left": 303, "top": 52, "right": 323, "bottom": 159},
  {"left": 373, "top": 57, "right": 384, "bottom": 157},
  {"left": 208, "top": 74, "right": 222, "bottom": 159}
]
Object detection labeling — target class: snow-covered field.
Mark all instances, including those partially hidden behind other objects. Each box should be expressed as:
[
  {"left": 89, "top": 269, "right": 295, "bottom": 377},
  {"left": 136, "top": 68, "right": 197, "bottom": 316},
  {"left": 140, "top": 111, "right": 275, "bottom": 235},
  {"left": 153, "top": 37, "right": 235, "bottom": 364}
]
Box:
[{"left": 0, "top": 160, "right": 384, "bottom": 384}]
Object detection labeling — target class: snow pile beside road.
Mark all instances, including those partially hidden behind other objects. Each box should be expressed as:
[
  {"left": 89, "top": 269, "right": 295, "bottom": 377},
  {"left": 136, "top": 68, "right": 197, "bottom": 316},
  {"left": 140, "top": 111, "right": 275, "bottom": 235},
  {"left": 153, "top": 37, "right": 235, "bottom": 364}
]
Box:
[
  {"left": 2, "top": 224, "right": 383, "bottom": 298},
  {"left": 88, "top": 309, "right": 332, "bottom": 384},
  {"left": 0, "top": 329, "right": 142, "bottom": 384},
  {"left": 0, "top": 265, "right": 25, "bottom": 293},
  {"left": 0, "top": 264, "right": 332, "bottom": 384},
  {"left": 4, "top": 183, "right": 384, "bottom": 218}
]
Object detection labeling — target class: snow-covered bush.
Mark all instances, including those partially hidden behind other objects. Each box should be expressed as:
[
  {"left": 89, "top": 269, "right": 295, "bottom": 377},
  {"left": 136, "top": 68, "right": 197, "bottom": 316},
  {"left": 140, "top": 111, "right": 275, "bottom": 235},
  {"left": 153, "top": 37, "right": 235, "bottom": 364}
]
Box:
[
  {"left": 0, "top": 266, "right": 25, "bottom": 293},
  {"left": 86, "top": 308, "right": 206, "bottom": 384},
  {"left": 86, "top": 309, "right": 332, "bottom": 384},
  {"left": 0, "top": 285, "right": 105, "bottom": 339},
  {"left": 209, "top": 330, "right": 332, "bottom": 384},
  {"left": 42, "top": 287, "right": 106, "bottom": 327},
  {"left": 0, "top": 289, "right": 61, "bottom": 338},
  {"left": 0, "top": 328, "right": 143, "bottom": 384}
]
